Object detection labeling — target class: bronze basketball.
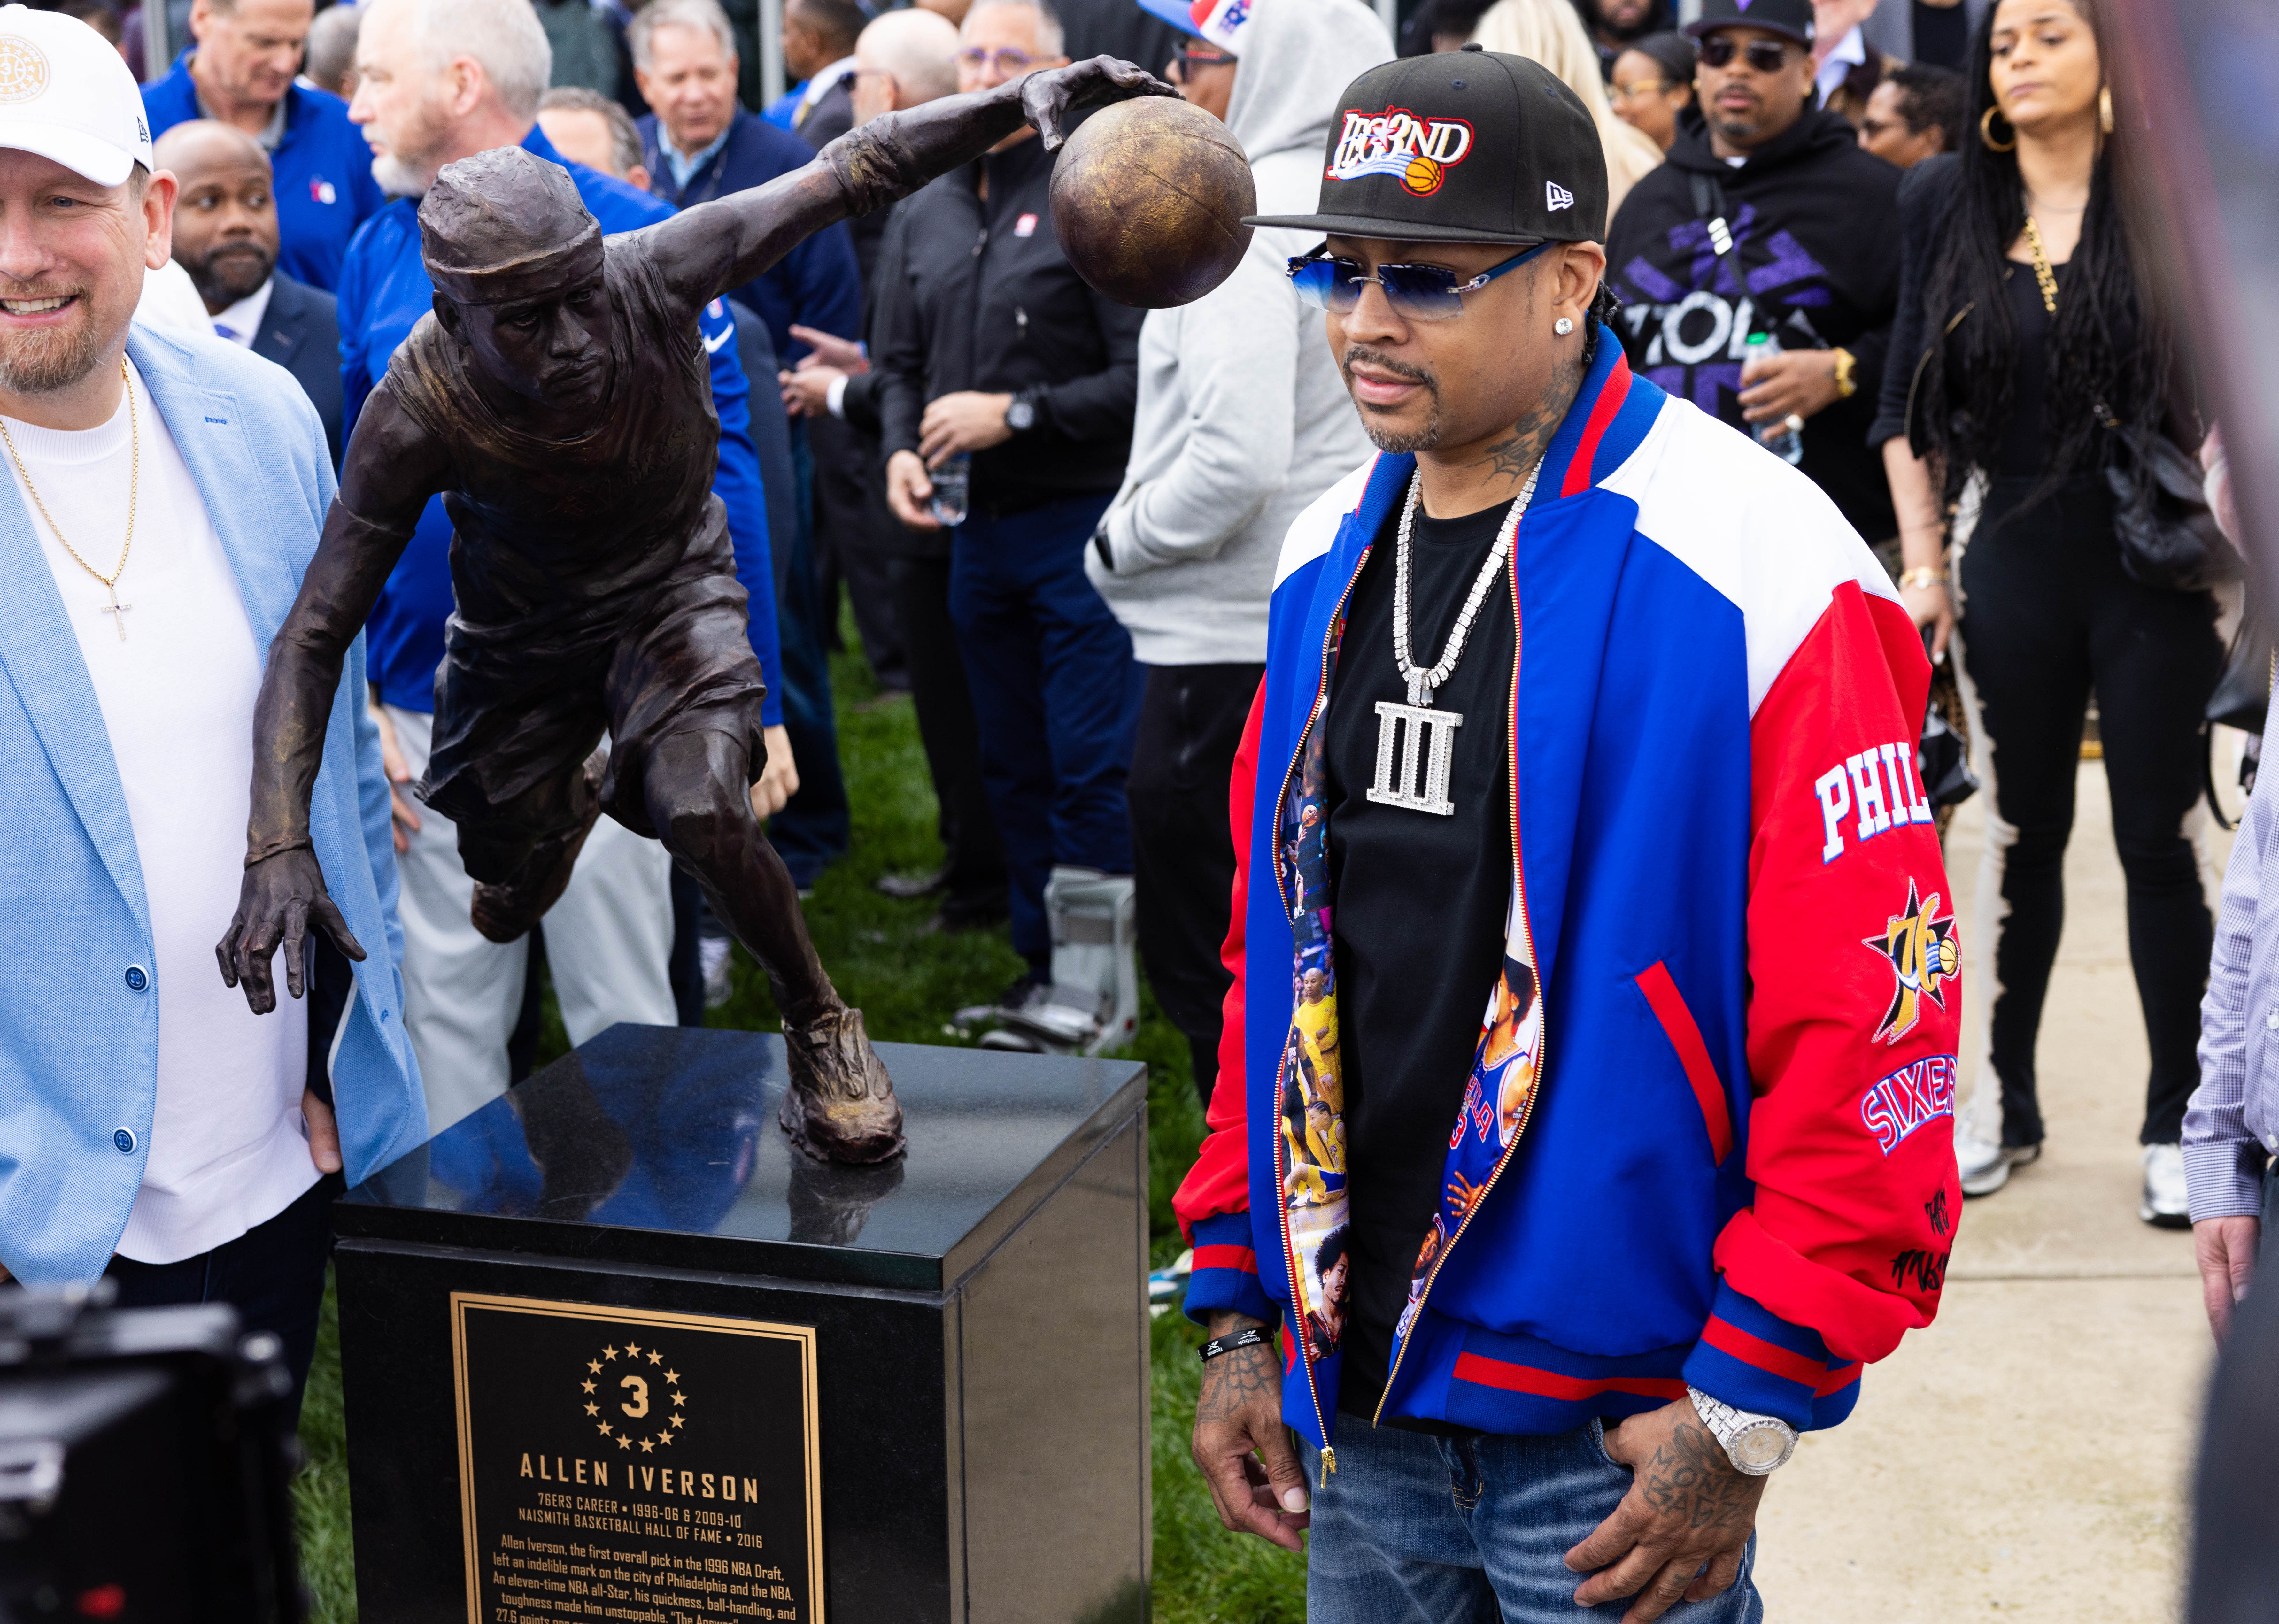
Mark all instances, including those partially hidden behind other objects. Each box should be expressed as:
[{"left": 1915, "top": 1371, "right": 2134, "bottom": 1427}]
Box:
[{"left": 1049, "top": 96, "right": 1256, "bottom": 310}]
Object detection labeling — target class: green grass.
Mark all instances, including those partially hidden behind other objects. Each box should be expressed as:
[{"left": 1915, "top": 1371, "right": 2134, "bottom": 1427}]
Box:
[{"left": 292, "top": 622, "right": 1305, "bottom": 1622}]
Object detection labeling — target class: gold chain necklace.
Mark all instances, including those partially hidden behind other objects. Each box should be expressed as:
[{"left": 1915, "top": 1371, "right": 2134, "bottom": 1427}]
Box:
[
  {"left": 1, "top": 358, "right": 140, "bottom": 640},
  {"left": 2021, "top": 215, "right": 2062, "bottom": 316}
]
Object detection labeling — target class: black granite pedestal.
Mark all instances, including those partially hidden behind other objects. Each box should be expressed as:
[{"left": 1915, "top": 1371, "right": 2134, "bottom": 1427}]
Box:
[{"left": 332, "top": 1026, "right": 1149, "bottom": 1624}]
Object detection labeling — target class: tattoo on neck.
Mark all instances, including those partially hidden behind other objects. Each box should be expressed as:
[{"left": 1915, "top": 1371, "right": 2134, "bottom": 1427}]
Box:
[
  {"left": 1474, "top": 353, "right": 1588, "bottom": 489},
  {"left": 1637, "top": 1416, "right": 1762, "bottom": 1533}
]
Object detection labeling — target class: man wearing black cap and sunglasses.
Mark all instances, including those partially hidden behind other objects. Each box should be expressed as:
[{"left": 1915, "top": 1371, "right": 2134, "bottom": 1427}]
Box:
[
  {"left": 1172, "top": 42, "right": 1958, "bottom": 1623},
  {"left": 1603, "top": 0, "right": 1904, "bottom": 556}
]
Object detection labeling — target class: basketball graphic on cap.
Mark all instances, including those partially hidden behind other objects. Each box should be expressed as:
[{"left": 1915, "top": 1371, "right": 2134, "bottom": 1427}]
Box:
[
  {"left": 1049, "top": 96, "right": 1255, "bottom": 310},
  {"left": 0, "top": 34, "right": 49, "bottom": 103}
]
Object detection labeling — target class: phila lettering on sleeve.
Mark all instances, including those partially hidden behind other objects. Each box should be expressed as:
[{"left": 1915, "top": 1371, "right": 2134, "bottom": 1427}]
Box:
[{"left": 1814, "top": 738, "right": 1935, "bottom": 863}]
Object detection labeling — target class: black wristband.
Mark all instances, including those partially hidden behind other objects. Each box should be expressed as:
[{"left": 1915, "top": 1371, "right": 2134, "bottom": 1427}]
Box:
[{"left": 1199, "top": 1326, "right": 1270, "bottom": 1363}]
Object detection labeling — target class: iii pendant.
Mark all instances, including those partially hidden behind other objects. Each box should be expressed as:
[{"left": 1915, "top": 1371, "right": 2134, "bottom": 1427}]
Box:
[
  {"left": 1376, "top": 461, "right": 1541, "bottom": 816},
  {"left": 1368, "top": 695, "right": 1463, "bottom": 816}
]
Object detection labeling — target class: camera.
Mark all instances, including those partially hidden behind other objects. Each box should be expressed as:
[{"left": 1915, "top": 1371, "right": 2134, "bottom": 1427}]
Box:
[{"left": 0, "top": 1282, "right": 303, "bottom": 1623}]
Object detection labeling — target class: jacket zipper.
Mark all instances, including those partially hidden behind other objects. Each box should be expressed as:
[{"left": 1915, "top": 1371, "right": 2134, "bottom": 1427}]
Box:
[
  {"left": 1371, "top": 550, "right": 1549, "bottom": 1426},
  {"left": 1270, "top": 541, "right": 1371, "bottom": 1473}
]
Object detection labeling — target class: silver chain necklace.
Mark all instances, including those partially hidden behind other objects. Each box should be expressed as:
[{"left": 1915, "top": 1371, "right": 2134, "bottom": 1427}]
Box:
[{"left": 1368, "top": 463, "right": 1539, "bottom": 816}]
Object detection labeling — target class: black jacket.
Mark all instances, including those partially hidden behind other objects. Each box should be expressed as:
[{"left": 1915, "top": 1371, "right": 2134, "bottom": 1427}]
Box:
[
  {"left": 251, "top": 271, "right": 342, "bottom": 468},
  {"left": 873, "top": 134, "right": 1144, "bottom": 519},
  {"left": 1605, "top": 107, "right": 1902, "bottom": 540}
]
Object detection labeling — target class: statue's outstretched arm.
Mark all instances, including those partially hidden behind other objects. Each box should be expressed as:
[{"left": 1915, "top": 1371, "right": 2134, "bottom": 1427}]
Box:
[
  {"left": 650, "top": 56, "right": 1176, "bottom": 315},
  {"left": 219, "top": 387, "right": 449, "bottom": 1013}
]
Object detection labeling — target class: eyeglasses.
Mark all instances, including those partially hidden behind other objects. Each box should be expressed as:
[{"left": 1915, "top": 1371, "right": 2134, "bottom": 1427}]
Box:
[
  {"left": 1609, "top": 78, "right": 1673, "bottom": 101},
  {"left": 1286, "top": 241, "right": 1553, "bottom": 322},
  {"left": 1697, "top": 35, "right": 1792, "bottom": 73},
  {"left": 1171, "top": 43, "right": 1236, "bottom": 75},
  {"left": 958, "top": 46, "right": 1041, "bottom": 73}
]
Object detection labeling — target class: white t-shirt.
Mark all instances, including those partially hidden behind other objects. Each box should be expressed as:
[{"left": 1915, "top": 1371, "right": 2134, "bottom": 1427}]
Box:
[{"left": 4, "top": 361, "right": 315, "bottom": 1264}]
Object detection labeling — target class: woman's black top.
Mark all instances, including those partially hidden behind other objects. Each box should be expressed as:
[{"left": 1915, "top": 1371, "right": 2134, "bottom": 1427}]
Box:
[
  {"left": 1993, "top": 257, "right": 2063, "bottom": 479},
  {"left": 1869, "top": 155, "right": 2186, "bottom": 479}
]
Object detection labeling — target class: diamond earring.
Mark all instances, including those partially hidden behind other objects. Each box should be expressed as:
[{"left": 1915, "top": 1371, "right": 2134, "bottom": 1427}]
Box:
[{"left": 1554, "top": 317, "right": 1574, "bottom": 336}]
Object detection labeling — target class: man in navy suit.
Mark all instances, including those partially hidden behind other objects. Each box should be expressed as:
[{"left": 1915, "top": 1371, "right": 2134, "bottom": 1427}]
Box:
[{"left": 155, "top": 121, "right": 344, "bottom": 466}]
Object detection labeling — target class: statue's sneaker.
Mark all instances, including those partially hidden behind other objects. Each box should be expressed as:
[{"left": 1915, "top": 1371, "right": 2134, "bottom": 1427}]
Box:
[{"left": 780, "top": 1006, "right": 906, "bottom": 1165}]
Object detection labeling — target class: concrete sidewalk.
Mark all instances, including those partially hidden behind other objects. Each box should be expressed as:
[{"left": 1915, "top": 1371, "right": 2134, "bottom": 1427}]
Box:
[{"left": 1753, "top": 755, "right": 2237, "bottom": 1622}]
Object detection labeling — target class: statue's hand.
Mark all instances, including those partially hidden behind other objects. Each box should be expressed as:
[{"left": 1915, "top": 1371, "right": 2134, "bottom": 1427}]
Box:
[
  {"left": 1022, "top": 55, "right": 1180, "bottom": 152},
  {"left": 216, "top": 846, "right": 366, "bottom": 1015}
]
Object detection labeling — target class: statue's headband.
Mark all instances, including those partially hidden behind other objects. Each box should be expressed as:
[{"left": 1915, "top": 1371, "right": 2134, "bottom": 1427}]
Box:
[
  {"left": 423, "top": 217, "right": 604, "bottom": 307},
  {"left": 418, "top": 147, "right": 604, "bottom": 307}
]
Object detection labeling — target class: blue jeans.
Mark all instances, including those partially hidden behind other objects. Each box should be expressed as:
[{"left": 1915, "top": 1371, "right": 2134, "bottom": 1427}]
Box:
[
  {"left": 948, "top": 492, "right": 1140, "bottom": 968},
  {"left": 1303, "top": 1415, "right": 1763, "bottom": 1624}
]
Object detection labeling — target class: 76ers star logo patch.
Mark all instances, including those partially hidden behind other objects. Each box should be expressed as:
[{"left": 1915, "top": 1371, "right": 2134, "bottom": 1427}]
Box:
[{"left": 1863, "top": 879, "right": 1958, "bottom": 1043}]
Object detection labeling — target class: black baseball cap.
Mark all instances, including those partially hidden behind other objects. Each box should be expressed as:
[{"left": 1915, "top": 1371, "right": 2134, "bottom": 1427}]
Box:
[
  {"left": 1684, "top": 0, "right": 1816, "bottom": 46},
  {"left": 1245, "top": 47, "right": 1609, "bottom": 245}
]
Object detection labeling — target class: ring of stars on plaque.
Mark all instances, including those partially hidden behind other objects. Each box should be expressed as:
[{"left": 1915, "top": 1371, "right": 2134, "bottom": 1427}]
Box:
[{"left": 578, "top": 1339, "right": 689, "bottom": 1453}]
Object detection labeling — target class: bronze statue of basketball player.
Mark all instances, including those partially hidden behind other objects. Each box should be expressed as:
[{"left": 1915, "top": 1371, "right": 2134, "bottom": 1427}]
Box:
[{"left": 216, "top": 58, "right": 1174, "bottom": 1164}]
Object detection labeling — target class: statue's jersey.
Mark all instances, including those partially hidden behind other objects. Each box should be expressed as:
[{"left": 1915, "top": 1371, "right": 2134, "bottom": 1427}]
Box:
[
  {"left": 377, "top": 230, "right": 769, "bottom": 835},
  {"left": 381, "top": 232, "right": 724, "bottom": 617}
]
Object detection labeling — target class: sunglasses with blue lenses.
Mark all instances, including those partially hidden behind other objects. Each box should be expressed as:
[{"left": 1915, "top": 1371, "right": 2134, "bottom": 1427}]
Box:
[{"left": 1285, "top": 240, "right": 1554, "bottom": 321}]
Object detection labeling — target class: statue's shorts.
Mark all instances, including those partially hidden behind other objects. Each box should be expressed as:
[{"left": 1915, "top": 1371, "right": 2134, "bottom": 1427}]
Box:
[{"left": 416, "top": 523, "right": 770, "bottom": 860}]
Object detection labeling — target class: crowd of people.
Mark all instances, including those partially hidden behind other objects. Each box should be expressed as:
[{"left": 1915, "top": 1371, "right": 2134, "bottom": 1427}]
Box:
[{"left": 2, "top": 0, "right": 2270, "bottom": 1611}]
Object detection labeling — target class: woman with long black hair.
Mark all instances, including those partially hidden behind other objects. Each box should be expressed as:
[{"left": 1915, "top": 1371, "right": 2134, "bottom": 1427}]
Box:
[{"left": 1873, "top": 0, "right": 2220, "bottom": 1221}]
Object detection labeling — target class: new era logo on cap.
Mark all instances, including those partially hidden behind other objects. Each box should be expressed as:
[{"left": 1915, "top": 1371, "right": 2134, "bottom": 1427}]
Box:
[{"left": 1547, "top": 181, "right": 1574, "bottom": 212}]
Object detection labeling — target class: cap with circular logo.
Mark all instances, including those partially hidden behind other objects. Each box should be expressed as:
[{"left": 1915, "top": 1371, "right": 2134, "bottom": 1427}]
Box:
[
  {"left": 1133, "top": 0, "right": 1252, "bottom": 55},
  {"left": 1683, "top": 0, "right": 1815, "bottom": 46},
  {"left": 0, "top": 4, "right": 151, "bottom": 188},
  {"left": 1245, "top": 48, "right": 1608, "bottom": 246}
]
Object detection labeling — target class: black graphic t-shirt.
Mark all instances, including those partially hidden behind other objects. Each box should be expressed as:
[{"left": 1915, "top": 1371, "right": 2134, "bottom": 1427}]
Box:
[
  {"left": 1322, "top": 495, "right": 1516, "bottom": 1421},
  {"left": 1603, "top": 106, "right": 1903, "bottom": 540}
]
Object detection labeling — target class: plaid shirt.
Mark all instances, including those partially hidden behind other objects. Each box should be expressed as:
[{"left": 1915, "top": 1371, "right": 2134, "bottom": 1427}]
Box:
[{"left": 2187, "top": 704, "right": 2279, "bottom": 1220}]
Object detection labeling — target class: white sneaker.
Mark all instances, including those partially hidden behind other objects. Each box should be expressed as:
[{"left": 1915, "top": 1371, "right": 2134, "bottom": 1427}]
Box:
[
  {"left": 699, "top": 934, "right": 734, "bottom": 1009},
  {"left": 2139, "top": 1143, "right": 2190, "bottom": 1229},
  {"left": 1957, "top": 1131, "right": 2040, "bottom": 1197}
]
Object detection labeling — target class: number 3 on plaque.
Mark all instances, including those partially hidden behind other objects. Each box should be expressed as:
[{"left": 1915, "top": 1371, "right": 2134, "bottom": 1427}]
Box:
[{"left": 620, "top": 1374, "right": 650, "bottom": 1418}]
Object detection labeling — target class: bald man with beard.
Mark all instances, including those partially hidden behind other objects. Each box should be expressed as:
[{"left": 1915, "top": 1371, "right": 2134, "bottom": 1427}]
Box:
[{"left": 155, "top": 120, "right": 343, "bottom": 461}]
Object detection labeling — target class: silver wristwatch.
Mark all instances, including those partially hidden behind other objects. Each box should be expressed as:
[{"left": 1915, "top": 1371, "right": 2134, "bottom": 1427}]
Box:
[{"left": 1687, "top": 1386, "right": 1797, "bottom": 1476}]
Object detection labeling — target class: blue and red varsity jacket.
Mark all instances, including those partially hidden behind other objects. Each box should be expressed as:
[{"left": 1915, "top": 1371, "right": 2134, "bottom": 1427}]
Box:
[{"left": 1174, "top": 330, "right": 1963, "bottom": 1459}]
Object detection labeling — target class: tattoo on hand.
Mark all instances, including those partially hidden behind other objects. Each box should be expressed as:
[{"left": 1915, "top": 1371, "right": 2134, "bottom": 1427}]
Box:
[
  {"left": 1638, "top": 1416, "right": 1759, "bottom": 1533},
  {"left": 1197, "top": 1313, "right": 1276, "bottom": 1427}
]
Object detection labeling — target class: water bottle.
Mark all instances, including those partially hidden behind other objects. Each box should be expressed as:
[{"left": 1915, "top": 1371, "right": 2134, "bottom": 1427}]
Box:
[
  {"left": 929, "top": 453, "right": 971, "bottom": 527},
  {"left": 1743, "top": 332, "right": 1804, "bottom": 466}
]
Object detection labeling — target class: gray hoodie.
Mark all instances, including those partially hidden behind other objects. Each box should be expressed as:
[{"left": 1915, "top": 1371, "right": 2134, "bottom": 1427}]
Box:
[{"left": 1084, "top": 0, "right": 1393, "bottom": 666}]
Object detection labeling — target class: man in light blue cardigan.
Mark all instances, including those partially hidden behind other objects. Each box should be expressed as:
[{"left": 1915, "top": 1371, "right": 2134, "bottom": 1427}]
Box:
[{"left": 0, "top": 7, "right": 421, "bottom": 1414}]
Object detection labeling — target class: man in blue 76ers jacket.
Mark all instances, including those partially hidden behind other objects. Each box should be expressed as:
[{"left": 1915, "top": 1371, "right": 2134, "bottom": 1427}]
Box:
[{"left": 1176, "top": 47, "right": 1960, "bottom": 1622}]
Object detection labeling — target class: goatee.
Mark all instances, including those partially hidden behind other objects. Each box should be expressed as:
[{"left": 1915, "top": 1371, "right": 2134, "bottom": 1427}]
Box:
[
  {"left": 1344, "top": 346, "right": 1443, "bottom": 453},
  {"left": 0, "top": 290, "right": 104, "bottom": 396}
]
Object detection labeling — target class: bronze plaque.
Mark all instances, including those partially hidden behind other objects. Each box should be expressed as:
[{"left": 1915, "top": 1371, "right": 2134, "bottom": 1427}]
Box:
[{"left": 449, "top": 1292, "right": 823, "bottom": 1624}]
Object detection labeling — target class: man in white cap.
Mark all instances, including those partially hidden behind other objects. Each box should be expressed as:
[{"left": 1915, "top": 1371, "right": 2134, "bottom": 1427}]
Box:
[{"left": 0, "top": 4, "right": 420, "bottom": 1422}]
